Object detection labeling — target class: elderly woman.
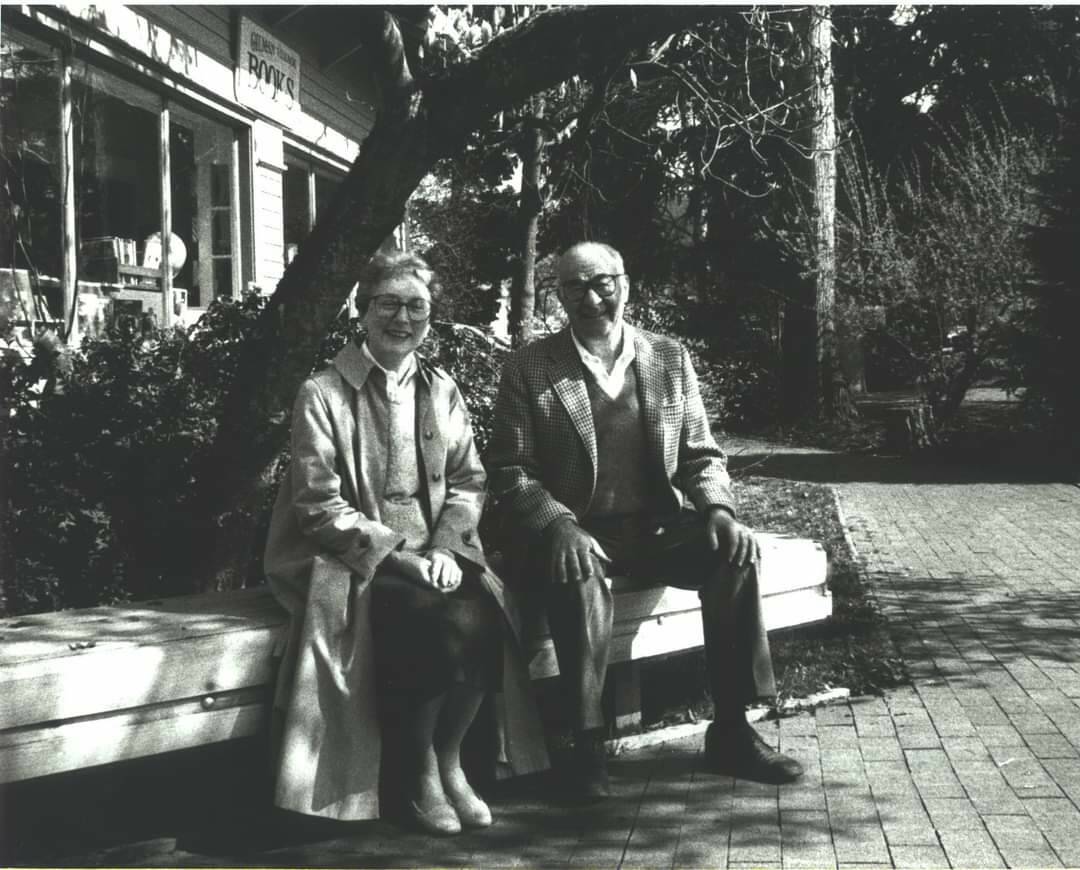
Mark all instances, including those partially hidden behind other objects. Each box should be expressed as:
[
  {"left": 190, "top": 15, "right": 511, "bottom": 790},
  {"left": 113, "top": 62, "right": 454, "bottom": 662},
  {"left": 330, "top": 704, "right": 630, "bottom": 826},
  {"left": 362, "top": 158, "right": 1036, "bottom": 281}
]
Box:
[{"left": 264, "top": 251, "right": 547, "bottom": 834}]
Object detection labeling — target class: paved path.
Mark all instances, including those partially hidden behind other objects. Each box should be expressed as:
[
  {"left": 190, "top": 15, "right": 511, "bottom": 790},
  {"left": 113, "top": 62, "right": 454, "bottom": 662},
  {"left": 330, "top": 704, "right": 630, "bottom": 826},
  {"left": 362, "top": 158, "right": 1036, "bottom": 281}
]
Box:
[
  {"left": 832, "top": 478, "right": 1080, "bottom": 869},
  {"left": 12, "top": 445, "right": 1080, "bottom": 869}
]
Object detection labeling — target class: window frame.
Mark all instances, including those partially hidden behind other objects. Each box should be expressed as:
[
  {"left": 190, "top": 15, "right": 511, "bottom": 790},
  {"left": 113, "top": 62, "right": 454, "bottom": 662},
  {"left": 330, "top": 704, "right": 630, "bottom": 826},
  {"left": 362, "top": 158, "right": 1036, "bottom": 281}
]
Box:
[
  {"left": 282, "top": 145, "right": 346, "bottom": 268},
  {"left": 2, "top": 21, "right": 248, "bottom": 338}
]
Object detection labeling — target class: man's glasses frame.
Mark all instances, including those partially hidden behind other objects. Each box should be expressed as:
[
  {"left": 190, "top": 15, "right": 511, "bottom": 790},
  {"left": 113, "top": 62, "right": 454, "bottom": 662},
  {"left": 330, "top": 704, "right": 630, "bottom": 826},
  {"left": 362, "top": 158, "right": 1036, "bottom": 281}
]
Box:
[
  {"left": 559, "top": 273, "right": 626, "bottom": 301},
  {"left": 369, "top": 294, "right": 433, "bottom": 322}
]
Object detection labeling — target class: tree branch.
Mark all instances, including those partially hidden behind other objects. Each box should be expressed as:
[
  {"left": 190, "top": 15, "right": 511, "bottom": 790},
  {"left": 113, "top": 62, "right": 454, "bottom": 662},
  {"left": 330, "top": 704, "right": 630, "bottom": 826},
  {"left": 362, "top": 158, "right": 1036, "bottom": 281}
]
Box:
[
  {"left": 424, "top": 5, "right": 717, "bottom": 144},
  {"left": 356, "top": 9, "right": 417, "bottom": 120}
]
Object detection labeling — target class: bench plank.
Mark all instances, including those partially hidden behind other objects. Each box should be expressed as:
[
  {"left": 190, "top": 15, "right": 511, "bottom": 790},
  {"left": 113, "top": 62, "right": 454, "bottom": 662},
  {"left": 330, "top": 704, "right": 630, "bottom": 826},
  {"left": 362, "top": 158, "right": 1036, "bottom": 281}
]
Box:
[
  {"left": 0, "top": 533, "right": 830, "bottom": 784},
  {"left": 0, "top": 689, "right": 267, "bottom": 783}
]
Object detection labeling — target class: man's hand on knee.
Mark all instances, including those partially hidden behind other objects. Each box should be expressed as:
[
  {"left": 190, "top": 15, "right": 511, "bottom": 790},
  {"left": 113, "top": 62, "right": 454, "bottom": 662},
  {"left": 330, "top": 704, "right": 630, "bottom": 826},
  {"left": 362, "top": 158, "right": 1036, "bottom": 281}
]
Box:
[
  {"left": 705, "top": 507, "right": 761, "bottom": 567},
  {"left": 548, "top": 517, "right": 610, "bottom": 584}
]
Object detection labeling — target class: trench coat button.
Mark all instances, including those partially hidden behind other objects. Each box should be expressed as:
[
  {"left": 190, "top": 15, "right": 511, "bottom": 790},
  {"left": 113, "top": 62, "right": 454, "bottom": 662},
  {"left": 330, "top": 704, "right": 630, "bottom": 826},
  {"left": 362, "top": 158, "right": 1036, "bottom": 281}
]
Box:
[
  {"left": 424, "top": 430, "right": 434, "bottom": 440},
  {"left": 463, "top": 529, "right": 475, "bottom": 545},
  {"left": 432, "top": 472, "right": 442, "bottom": 482}
]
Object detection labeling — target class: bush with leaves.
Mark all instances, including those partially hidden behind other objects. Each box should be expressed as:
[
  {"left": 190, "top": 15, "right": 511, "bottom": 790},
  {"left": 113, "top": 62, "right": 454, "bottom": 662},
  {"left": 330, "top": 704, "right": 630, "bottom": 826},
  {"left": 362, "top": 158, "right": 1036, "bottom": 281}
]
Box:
[
  {"left": 1, "top": 294, "right": 274, "bottom": 615},
  {"left": 1007, "top": 117, "right": 1080, "bottom": 467},
  {"left": 626, "top": 291, "right": 781, "bottom": 429},
  {"left": 0, "top": 297, "right": 512, "bottom": 616},
  {"left": 829, "top": 118, "right": 1049, "bottom": 420}
]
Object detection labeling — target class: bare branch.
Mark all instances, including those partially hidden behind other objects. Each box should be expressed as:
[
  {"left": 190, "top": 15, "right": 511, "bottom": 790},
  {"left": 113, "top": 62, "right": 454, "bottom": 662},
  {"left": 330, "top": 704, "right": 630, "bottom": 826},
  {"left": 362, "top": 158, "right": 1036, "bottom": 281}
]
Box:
[{"left": 424, "top": 5, "right": 716, "bottom": 139}]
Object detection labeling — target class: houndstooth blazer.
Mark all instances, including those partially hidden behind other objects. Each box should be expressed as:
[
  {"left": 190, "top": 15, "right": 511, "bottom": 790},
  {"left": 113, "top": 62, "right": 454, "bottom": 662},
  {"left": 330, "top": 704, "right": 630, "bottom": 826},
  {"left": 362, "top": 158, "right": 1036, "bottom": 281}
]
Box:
[{"left": 487, "top": 326, "right": 736, "bottom": 533}]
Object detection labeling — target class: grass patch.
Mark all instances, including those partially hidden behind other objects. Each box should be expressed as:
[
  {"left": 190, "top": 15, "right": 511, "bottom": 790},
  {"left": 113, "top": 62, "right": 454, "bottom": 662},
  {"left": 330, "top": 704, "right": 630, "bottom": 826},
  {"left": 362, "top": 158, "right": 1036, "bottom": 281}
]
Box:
[
  {"left": 637, "top": 475, "right": 908, "bottom": 733},
  {"left": 736, "top": 475, "right": 908, "bottom": 702}
]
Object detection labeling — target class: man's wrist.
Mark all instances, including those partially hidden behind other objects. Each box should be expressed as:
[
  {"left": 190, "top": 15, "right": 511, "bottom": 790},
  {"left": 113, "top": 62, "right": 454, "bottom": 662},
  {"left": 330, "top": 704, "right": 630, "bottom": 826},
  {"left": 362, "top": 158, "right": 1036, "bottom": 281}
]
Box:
[
  {"left": 546, "top": 515, "right": 578, "bottom": 538},
  {"left": 707, "top": 505, "right": 736, "bottom": 522}
]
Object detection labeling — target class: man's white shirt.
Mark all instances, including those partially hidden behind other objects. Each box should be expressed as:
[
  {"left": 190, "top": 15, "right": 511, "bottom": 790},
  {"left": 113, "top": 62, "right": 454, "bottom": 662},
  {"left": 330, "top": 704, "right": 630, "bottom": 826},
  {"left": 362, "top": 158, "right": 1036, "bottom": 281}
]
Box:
[{"left": 570, "top": 322, "right": 637, "bottom": 400}]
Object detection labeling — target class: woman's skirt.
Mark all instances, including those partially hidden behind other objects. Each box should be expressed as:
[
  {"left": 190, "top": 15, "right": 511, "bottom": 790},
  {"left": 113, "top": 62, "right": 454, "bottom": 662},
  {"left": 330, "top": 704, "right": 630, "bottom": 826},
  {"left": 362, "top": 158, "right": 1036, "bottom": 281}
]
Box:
[{"left": 370, "top": 562, "right": 503, "bottom": 699}]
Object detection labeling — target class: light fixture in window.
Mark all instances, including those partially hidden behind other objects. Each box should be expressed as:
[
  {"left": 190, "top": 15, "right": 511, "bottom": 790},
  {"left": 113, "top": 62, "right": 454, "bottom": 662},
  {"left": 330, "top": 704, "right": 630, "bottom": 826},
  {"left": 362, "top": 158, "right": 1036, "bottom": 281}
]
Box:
[{"left": 141, "top": 230, "right": 187, "bottom": 275}]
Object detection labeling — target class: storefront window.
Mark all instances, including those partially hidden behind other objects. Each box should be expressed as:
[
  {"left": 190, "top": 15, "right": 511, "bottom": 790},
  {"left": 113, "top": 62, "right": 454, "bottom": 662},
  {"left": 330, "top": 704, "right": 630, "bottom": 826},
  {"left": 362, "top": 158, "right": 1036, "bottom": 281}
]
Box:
[
  {"left": 282, "top": 152, "right": 343, "bottom": 267},
  {"left": 4, "top": 18, "right": 259, "bottom": 333},
  {"left": 72, "top": 63, "right": 161, "bottom": 286},
  {"left": 0, "top": 29, "right": 61, "bottom": 282}
]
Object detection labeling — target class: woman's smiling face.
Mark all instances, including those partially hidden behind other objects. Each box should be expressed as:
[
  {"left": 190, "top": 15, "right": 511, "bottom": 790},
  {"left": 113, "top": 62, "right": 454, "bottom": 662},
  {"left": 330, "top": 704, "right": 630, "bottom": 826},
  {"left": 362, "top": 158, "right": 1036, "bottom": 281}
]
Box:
[{"left": 362, "top": 274, "right": 432, "bottom": 370}]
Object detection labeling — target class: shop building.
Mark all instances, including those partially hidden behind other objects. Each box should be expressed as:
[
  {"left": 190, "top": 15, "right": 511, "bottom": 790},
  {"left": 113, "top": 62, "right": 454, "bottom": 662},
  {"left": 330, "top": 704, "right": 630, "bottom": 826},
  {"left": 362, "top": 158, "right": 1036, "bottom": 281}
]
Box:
[{"left": 1, "top": 3, "right": 387, "bottom": 344}]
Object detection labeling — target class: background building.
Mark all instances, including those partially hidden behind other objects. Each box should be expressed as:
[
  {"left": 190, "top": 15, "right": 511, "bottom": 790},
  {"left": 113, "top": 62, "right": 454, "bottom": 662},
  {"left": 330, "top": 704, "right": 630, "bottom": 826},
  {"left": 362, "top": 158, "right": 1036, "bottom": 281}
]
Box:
[{"left": 1, "top": 3, "right": 388, "bottom": 342}]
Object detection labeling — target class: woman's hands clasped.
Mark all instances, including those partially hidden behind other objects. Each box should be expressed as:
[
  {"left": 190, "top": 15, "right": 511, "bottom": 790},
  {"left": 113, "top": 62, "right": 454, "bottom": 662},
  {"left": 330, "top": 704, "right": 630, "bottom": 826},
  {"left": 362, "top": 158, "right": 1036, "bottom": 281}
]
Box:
[
  {"left": 427, "top": 549, "right": 463, "bottom": 592},
  {"left": 387, "top": 549, "right": 462, "bottom": 593}
]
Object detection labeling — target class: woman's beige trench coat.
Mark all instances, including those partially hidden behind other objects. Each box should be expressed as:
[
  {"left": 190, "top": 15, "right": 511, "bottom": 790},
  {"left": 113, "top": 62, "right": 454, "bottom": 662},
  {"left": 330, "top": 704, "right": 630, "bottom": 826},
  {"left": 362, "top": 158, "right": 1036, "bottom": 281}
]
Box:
[{"left": 264, "top": 341, "right": 549, "bottom": 821}]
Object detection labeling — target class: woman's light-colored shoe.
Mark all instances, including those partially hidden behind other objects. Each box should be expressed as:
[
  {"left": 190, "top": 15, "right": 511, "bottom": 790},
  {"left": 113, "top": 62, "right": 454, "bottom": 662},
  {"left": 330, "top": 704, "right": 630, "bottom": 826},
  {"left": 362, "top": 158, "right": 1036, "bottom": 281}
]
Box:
[
  {"left": 443, "top": 775, "right": 493, "bottom": 828},
  {"left": 408, "top": 798, "right": 462, "bottom": 836}
]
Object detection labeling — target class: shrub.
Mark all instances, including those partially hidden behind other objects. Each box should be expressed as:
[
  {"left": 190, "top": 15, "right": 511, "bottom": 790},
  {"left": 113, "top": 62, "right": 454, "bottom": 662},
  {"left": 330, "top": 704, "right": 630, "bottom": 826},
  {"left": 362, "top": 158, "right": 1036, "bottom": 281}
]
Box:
[
  {"left": 1, "top": 294, "right": 271, "bottom": 615},
  {"left": 833, "top": 118, "right": 1049, "bottom": 420},
  {"left": 1007, "top": 117, "right": 1080, "bottom": 466},
  {"left": 0, "top": 299, "right": 509, "bottom": 616},
  {"left": 626, "top": 291, "right": 781, "bottom": 428}
]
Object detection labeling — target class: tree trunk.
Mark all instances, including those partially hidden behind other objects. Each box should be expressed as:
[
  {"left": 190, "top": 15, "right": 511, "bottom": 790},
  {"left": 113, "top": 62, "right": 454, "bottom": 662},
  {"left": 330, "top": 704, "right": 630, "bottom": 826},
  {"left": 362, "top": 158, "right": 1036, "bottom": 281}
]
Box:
[
  {"left": 808, "top": 6, "right": 847, "bottom": 421},
  {"left": 510, "top": 103, "right": 545, "bottom": 347},
  {"left": 187, "top": 6, "right": 715, "bottom": 590},
  {"left": 784, "top": 5, "right": 851, "bottom": 423}
]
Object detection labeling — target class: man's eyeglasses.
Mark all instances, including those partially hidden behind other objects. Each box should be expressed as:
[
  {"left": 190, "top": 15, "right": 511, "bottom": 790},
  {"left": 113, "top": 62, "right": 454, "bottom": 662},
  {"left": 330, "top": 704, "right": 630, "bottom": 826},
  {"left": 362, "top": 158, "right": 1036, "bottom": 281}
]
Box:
[
  {"left": 559, "top": 273, "right": 625, "bottom": 301},
  {"left": 369, "top": 295, "right": 432, "bottom": 321}
]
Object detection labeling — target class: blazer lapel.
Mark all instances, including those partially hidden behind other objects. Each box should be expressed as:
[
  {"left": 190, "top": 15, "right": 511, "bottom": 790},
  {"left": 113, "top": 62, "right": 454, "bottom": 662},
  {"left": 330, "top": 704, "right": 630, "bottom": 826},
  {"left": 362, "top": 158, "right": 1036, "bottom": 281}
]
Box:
[
  {"left": 548, "top": 330, "right": 598, "bottom": 476},
  {"left": 634, "top": 331, "right": 667, "bottom": 464}
]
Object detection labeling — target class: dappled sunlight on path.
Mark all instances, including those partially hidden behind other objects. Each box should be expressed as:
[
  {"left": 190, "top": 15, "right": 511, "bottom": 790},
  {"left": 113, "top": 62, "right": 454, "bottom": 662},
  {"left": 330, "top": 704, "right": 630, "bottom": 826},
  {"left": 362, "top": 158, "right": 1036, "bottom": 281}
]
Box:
[{"left": 9, "top": 435, "right": 1080, "bottom": 869}]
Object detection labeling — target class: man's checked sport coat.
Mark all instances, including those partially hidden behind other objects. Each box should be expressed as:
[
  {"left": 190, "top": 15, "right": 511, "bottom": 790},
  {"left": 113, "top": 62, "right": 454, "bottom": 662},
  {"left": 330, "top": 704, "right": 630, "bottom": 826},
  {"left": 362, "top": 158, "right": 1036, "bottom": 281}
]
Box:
[{"left": 486, "top": 326, "right": 737, "bottom": 534}]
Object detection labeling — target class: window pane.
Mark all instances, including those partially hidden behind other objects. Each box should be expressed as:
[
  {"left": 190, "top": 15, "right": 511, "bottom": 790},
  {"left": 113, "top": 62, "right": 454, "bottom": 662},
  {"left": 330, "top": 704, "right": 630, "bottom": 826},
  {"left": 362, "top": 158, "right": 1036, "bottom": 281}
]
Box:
[
  {"left": 0, "top": 29, "right": 62, "bottom": 280},
  {"left": 210, "top": 163, "right": 229, "bottom": 208},
  {"left": 170, "top": 119, "right": 197, "bottom": 296},
  {"left": 170, "top": 103, "right": 236, "bottom": 306},
  {"left": 282, "top": 162, "right": 309, "bottom": 266},
  {"left": 72, "top": 64, "right": 160, "bottom": 286},
  {"left": 212, "top": 258, "right": 232, "bottom": 297},
  {"left": 314, "top": 172, "right": 341, "bottom": 221},
  {"left": 211, "top": 210, "right": 231, "bottom": 255}
]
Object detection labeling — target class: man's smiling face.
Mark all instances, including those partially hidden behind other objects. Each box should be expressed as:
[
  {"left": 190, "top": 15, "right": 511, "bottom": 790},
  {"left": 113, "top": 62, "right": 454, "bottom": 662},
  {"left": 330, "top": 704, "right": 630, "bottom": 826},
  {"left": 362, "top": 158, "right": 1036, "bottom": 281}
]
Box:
[{"left": 556, "top": 243, "right": 628, "bottom": 344}]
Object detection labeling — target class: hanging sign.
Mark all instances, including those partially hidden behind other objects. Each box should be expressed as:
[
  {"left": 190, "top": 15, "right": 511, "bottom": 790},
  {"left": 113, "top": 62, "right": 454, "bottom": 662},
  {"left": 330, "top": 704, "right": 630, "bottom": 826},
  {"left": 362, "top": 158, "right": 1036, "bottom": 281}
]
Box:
[{"left": 235, "top": 17, "right": 300, "bottom": 123}]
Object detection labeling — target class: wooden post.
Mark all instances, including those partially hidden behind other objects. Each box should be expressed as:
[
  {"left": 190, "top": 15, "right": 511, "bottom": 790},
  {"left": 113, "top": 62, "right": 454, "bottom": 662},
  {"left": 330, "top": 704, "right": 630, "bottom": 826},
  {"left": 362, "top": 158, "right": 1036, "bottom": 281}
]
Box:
[
  {"left": 59, "top": 50, "right": 77, "bottom": 344},
  {"left": 159, "top": 101, "right": 173, "bottom": 328},
  {"left": 306, "top": 165, "right": 317, "bottom": 232},
  {"left": 230, "top": 135, "right": 243, "bottom": 299}
]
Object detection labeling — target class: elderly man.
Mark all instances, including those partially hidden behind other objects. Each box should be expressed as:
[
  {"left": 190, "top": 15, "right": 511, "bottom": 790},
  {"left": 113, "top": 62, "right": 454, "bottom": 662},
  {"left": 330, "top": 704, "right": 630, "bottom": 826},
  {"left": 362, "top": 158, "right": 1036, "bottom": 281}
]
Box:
[{"left": 487, "top": 241, "right": 803, "bottom": 800}]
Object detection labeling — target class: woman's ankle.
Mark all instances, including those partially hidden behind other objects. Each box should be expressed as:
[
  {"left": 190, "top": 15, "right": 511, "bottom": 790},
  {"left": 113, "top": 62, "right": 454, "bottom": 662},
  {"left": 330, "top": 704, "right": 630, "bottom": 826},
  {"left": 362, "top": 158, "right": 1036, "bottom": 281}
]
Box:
[{"left": 412, "top": 767, "right": 448, "bottom": 807}]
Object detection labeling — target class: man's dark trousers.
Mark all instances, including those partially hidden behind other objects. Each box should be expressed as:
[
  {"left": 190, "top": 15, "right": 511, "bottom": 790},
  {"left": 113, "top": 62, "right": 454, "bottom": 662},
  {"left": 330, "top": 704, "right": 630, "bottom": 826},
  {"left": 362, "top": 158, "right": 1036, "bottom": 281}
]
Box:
[{"left": 529, "top": 509, "right": 777, "bottom": 731}]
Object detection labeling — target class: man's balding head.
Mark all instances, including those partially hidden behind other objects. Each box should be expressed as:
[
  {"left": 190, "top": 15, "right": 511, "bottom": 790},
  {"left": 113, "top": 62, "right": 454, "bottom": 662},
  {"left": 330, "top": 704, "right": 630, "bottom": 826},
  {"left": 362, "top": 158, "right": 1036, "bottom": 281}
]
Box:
[{"left": 557, "top": 242, "right": 625, "bottom": 284}]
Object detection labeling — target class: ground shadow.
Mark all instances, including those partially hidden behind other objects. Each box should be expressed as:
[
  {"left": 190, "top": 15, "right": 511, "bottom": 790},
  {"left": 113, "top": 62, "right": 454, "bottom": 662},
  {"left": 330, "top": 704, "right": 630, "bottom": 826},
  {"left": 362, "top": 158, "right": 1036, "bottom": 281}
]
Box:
[{"left": 729, "top": 446, "right": 1070, "bottom": 486}]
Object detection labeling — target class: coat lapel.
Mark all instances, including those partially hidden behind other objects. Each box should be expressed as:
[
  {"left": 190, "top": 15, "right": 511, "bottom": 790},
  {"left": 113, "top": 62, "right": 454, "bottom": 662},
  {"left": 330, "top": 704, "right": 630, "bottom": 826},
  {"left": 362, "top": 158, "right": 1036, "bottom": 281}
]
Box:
[
  {"left": 548, "top": 330, "right": 598, "bottom": 476},
  {"left": 415, "top": 363, "right": 438, "bottom": 523},
  {"left": 634, "top": 331, "right": 667, "bottom": 465},
  {"left": 332, "top": 343, "right": 379, "bottom": 517}
]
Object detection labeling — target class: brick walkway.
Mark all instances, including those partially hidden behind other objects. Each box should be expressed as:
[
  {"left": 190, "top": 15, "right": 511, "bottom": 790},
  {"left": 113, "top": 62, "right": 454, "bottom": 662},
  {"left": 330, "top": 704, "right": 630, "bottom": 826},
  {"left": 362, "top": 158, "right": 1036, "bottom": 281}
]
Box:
[
  {"left": 13, "top": 449, "right": 1080, "bottom": 869},
  {"left": 832, "top": 479, "right": 1080, "bottom": 869}
]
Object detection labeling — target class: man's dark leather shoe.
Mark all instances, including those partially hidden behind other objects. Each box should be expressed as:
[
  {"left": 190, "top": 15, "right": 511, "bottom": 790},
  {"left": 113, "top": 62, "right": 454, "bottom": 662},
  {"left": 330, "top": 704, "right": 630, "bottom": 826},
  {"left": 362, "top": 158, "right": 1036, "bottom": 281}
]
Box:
[
  {"left": 569, "top": 731, "right": 611, "bottom": 801},
  {"left": 704, "top": 721, "right": 804, "bottom": 784}
]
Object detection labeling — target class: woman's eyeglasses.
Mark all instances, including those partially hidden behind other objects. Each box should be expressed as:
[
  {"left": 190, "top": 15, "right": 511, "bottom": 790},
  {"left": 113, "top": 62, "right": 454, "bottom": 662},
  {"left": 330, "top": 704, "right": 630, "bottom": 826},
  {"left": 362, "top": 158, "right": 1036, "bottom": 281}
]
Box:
[
  {"left": 559, "top": 273, "right": 625, "bottom": 301},
  {"left": 370, "top": 295, "right": 432, "bottom": 321}
]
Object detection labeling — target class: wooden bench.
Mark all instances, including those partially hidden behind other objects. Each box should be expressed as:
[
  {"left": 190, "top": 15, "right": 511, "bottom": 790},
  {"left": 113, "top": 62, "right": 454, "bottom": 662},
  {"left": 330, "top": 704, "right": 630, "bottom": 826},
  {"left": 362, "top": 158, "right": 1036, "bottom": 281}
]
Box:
[{"left": 0, "top": 532, "right": 829, "bottom": 784}]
